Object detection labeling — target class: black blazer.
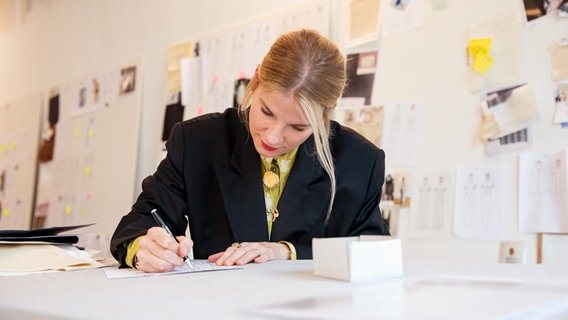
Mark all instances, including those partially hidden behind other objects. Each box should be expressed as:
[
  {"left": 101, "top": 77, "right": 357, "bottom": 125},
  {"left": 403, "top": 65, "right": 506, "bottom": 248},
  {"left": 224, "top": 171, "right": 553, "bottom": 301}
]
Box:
[{"left": 111, "top": 108, "right": 388, "bottom": 266}]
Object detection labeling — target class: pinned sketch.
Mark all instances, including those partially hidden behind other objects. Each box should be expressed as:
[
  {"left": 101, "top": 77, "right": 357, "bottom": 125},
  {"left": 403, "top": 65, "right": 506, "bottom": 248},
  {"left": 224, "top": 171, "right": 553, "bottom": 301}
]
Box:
[
  {"left": 549, "top": 38, "right": 568, "bottom": 81},
  {"left": 519, "top": 151, "right": 568, "bottom": 233},
  {"left": 381, "top": 101, "right": 423, "bottom": 167},
  {"left": 454, "top": 164, "right": 507, "bottom": 240},
  {"left": 334, "top": 105, "right": 383, "bottom": 146},
  {"left": 408, "top": 171, "right": 453, "bottom": 239},
  {"left": 467, "top": 14, "right": 520, "bottom": 94},
  {"left": 380, "top": 0, "right": 423, "bottom": 38},
  {"left": 347, "top": 0, "right": 382, "bottom": 48}
]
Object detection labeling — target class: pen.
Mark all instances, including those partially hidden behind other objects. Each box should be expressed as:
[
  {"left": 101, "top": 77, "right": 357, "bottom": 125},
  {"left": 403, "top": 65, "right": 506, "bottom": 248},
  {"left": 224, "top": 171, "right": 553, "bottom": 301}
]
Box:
[{"left": 150, "top": 208, "right": 193, "bottom": 269}]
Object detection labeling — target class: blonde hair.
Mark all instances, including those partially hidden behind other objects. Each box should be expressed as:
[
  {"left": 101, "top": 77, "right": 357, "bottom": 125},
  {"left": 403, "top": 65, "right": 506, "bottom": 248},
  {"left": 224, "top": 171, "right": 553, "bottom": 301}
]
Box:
[{"left": 239, "top": 29, "right": 346, "bottom": 221}]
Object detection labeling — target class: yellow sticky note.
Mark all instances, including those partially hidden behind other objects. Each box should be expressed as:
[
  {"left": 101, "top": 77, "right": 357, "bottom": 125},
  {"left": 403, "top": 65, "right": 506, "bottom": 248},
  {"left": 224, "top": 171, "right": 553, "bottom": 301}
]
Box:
[
  {"left": 2, "top": 208, "right": 10, "bottom": 217},
  {"left": 468, "top": 37, "right": 494, "bottom": 75},
  {"left": 81, "top": 208, "right": 88, "bottom": 216},
  {"left": 84, "top": 166, "right": 91, "bottom": 176},
  {"left": 0, "top": 144, "right": 5, "bottom": 152},
  {"left": 65, "top": 205, "right": 72, "bottom": 215},
  {"left": 10, "top": 141, "right": 16, "bottom": 150},
  {"left": 88, "top": 128, "right": 94, "bottom": 138}
]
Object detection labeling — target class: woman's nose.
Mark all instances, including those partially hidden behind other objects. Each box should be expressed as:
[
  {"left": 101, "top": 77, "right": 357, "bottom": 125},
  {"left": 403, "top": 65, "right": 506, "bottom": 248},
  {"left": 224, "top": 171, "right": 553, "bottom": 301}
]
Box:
[{"left": 264, "top": 124, "right": 285, "bottom": 145}]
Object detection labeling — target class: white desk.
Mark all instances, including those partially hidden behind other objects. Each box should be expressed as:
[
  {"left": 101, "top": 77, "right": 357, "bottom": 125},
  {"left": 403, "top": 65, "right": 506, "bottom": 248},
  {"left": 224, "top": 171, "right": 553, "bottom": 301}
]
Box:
[{"left": 1, "top": 260, "right": 568, "bottom": 319}]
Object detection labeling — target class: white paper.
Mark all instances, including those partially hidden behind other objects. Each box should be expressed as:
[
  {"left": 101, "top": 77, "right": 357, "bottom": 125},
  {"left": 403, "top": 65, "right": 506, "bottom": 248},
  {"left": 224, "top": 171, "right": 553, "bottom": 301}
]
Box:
[
  {"left": 453, "top": 164, "right": 507, "bottom": 240},
  {"left": 519, "top": 151, "right": 568, "bottom": 233},
  {"left": 381, "top": 0, "right": 424, "bottom": 38},
  {"left": 381, "top": 101, "right": 423, "bottom": 167},
  {"left": 468, "top": 14, "right": 521, "bottom": 94},
  {"left": 103, "top": 259, "right": 240, "bottom": 279},
  {"left": 408, "top": 171, "right": 454, "bottom": 239}
]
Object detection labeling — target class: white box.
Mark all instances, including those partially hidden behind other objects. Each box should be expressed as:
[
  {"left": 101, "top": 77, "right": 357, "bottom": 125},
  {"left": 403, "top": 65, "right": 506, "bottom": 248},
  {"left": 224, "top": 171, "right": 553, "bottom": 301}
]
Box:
[{"left": 312, "top": 235, "right": 403, "bottom": 282}]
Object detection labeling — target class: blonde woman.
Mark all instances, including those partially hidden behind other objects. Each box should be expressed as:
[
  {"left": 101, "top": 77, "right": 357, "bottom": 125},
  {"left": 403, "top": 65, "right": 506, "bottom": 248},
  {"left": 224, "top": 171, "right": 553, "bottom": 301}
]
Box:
[{"left": 111, "top": 29, "right": 388, "bottom": 273}]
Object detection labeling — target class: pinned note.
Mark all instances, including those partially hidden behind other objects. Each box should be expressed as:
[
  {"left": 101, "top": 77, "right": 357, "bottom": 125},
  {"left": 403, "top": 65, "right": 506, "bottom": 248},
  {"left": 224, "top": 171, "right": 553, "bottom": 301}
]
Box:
[{"left": 469, "top": 37, "right": 494, "bottom": 74}]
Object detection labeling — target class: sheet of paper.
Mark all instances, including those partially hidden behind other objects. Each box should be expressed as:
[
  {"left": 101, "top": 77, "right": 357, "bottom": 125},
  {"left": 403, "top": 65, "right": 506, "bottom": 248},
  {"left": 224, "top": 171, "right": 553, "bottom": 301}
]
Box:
[
  {"left": 0, "top": 244, "right": 102, "bottom": 273},
  {"left": 381, "top": 101, "right": 423, "bottom": 167},
  {"left": 467, "top": 13, "right": 520, "bottom": 94},
  {"left": 479, "top": 84, "right": 537, "bottom": 140},
  {"left": 347, "top": 0, "right": 382, "bottom": 48},
  {"left": 550, "top": 38, "right": 568, "bottom": 81},
  {"left": 380, "top": 0, "right": 424, "bottom": 38},
  {"left": 518, "top": 151, "right": 568, "bottom": 233},
  {"left": 407, "top": 170, "right": 454, "bottom": 239},
  {"left": 103, "top": 259, "right": 241, "bottom": 279},
  {"left": 453, "top": 163, "right": 507, "bottom": 240}
]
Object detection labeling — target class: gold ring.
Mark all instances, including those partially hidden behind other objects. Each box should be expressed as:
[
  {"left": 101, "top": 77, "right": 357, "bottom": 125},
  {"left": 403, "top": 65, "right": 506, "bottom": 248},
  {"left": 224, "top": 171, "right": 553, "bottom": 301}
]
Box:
[{"left": 231, "top": 242, "right": 241, "bottom": 248}]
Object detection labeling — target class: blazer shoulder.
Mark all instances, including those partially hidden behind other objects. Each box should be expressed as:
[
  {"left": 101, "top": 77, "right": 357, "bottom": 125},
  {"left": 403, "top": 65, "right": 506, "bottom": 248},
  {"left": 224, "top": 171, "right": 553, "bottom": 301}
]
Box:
[{"left": 179, "top": 108, "right": 242, "bottom": 132}]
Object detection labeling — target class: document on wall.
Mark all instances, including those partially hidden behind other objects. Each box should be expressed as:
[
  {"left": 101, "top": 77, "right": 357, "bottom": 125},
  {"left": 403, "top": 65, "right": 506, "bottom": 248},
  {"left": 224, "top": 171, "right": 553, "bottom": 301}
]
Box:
[
  {"left": 519, "top": 151, "right": 568, "bottom": 233},
  {"left": 104, "top": 259, "right": 241, "bottom": 279}
]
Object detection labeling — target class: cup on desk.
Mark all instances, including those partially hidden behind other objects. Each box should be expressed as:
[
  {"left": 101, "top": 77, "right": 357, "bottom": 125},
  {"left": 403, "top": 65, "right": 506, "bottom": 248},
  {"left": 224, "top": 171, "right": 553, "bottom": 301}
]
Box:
[{"left": 77, "top": 234, "right": 110, "bottom": 261}]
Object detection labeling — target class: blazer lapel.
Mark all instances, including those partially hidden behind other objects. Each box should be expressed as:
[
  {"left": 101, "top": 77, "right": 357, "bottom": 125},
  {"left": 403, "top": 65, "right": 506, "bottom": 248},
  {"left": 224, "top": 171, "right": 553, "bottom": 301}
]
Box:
[
  {"left": 271, "top": 136, "right": 330, "bottom": 241},
  {"left": 214, "top": 126, "right": 269, "bottom": 242}
]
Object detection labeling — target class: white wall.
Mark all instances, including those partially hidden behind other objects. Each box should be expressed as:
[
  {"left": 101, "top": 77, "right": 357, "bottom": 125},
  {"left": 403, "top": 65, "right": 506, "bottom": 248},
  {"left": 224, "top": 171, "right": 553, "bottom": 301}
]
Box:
[{"left": 0, "top": 0, "right": 567, "bottom": 264}]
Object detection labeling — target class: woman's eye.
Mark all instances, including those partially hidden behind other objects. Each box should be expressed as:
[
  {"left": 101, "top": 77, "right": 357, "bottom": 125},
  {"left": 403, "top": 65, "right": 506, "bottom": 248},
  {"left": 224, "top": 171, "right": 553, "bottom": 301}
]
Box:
[
  {"left": 261, "top": 107, "right": 273, "bottom": 116},
  {"left": 292, "top": 125, "right": 307, "bottom": 132}
]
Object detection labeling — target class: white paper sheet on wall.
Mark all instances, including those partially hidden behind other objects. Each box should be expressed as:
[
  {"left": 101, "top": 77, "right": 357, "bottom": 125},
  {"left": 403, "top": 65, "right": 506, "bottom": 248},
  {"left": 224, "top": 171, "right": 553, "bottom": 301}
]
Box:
[
  {"left": 467, "top": 13, "right": 521, "bottom": 94},
  {"left": 453, "top": 164, "right": 507, "bottom": 240},
  {"left": 408, "top": 170, "right": 454, "bottom": 239},
  {"left": 519, "top": 151, "right": 568, "bottom": 233}
]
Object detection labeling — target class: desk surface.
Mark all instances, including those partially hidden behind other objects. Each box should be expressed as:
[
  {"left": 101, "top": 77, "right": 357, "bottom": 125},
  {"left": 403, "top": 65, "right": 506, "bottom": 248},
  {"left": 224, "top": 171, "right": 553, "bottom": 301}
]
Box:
[{"left": 1, "top": 260, "right": 568, "bottom": 319}]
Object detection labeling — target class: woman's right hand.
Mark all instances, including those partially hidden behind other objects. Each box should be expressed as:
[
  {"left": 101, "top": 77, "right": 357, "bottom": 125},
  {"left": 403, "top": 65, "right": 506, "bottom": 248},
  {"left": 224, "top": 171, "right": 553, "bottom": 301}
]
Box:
[{"left": 134, "top": 227, "right": 193, "bottom": 273}]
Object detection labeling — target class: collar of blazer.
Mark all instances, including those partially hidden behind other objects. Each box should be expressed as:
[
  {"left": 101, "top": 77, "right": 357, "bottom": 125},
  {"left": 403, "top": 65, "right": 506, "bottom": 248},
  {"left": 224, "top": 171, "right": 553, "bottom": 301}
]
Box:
[{"left": 214, "top": 124, "right": 331, "bottom": 242}]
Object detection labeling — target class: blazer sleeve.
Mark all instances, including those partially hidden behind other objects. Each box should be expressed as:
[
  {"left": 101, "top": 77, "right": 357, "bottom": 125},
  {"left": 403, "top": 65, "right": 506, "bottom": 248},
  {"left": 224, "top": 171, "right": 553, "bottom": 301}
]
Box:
[
  {"left": 110, "top": 123, "right": 189, "bottom": 267},
  {"left": 347, "top": 148, "right": 389, "bottom": 237}
]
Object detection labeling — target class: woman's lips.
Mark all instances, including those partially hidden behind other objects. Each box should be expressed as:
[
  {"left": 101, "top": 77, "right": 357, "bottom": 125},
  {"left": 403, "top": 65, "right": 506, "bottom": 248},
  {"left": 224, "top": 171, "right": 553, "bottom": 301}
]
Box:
[{"left": 261, "top": 141, "right": 278, "bottom": 152}]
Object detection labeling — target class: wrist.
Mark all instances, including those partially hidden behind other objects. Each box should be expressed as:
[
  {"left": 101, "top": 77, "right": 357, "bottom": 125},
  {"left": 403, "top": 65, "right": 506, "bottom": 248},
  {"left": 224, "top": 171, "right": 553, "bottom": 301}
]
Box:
[{"left": 278, "top": 241, "right": 297, "bottom": 260}]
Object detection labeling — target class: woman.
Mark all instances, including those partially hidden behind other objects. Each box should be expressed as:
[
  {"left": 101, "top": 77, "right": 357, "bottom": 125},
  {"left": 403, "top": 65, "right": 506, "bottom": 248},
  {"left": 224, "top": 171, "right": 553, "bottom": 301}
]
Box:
[{"left": 110, "top": 29, "right": 389, "bottom": 273}]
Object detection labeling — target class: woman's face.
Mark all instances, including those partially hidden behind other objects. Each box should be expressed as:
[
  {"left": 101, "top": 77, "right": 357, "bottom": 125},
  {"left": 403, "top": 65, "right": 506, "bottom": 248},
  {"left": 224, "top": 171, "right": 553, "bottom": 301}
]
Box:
[{"left": 248, "top": 85, "right": 313, "bottom": 158}]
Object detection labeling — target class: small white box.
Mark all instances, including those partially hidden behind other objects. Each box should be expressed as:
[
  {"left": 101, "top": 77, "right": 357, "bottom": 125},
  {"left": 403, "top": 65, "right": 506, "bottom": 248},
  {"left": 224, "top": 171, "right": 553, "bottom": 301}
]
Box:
[{"left": 313, "top": 235, "right": 403, "bottom": 282}]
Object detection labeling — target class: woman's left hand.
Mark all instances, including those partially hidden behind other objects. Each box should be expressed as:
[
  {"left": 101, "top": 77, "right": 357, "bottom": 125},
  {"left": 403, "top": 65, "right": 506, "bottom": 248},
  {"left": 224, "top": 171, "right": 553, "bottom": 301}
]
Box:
[{"left": 208, "top": 242, "right": 290, "bottom": 266}]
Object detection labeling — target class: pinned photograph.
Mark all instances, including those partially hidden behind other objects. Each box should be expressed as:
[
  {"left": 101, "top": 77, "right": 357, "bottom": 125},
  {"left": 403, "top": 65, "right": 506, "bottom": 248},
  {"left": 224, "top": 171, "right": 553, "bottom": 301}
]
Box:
[{"left": 119, "top": 66, "right": 136, "bottom": 94}]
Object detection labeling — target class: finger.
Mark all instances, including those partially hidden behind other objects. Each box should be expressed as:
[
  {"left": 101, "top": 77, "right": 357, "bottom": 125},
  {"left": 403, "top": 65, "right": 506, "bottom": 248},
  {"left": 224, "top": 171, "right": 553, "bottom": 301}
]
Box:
[
  {"left": 177, "top": 236, "right": 193, "bottom": 257},
  {"left": 147, "top": 227, "right": 178, "bottom": 251},
  {"left": 138, "top": 232, "right": 184, "bottom": 272},
  {"left": 215, "top": 246, "right": 242, "bottom": 266},
  {"left": 135, "top": 247, "right": 178, "bottom": 273},
  {"left": 237, "top": 246, "right": 267, "bottom": 265},
  {"left": 228, "top": 243, "right": 264, "bottom": 266},
  {"left": 207, "top": 252, "right": 224, "bottom": 262}
]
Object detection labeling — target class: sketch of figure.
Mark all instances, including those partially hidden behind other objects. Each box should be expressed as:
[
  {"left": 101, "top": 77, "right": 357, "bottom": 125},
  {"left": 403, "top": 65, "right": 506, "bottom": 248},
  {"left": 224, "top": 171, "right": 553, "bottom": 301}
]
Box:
[
  {"left": 549, "top": 157, "right": 567, "bottom": 223},
  {"left": 416, "top": 176, "right": 431, "bottom": 230},
  {"left": 400, "top": 103, "right": 417, "bottom": 163},
  {"left": 529, "top": 160, "right": 545, "bottom": 217},
  {"left": 479, "top": 171, "right": 495, "bottom": 228},
  {"left": 550, "top": 157, "right": 566, "bottom": 194},
  {"left": 432, "top": 175, "right": 447, "bottom": 231},
  {"left": 463, "top": 172, "right": 477, "bottom": 226}
]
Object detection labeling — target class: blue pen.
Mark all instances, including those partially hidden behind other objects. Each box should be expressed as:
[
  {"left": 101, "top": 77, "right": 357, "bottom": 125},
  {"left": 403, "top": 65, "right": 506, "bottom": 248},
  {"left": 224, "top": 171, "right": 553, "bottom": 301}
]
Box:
[{"left": 150, "top": 208, "right": 193, "bottom": 269}]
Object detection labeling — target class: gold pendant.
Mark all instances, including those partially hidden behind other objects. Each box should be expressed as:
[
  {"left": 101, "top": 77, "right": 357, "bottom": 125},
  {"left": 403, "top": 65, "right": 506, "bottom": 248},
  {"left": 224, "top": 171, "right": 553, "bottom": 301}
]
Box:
[
  {"left": 272, "top": 208, "right": 279, "bottom": 222},
  {"left": 263, "top": 171, "right": 279, "bottom": 188}
]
